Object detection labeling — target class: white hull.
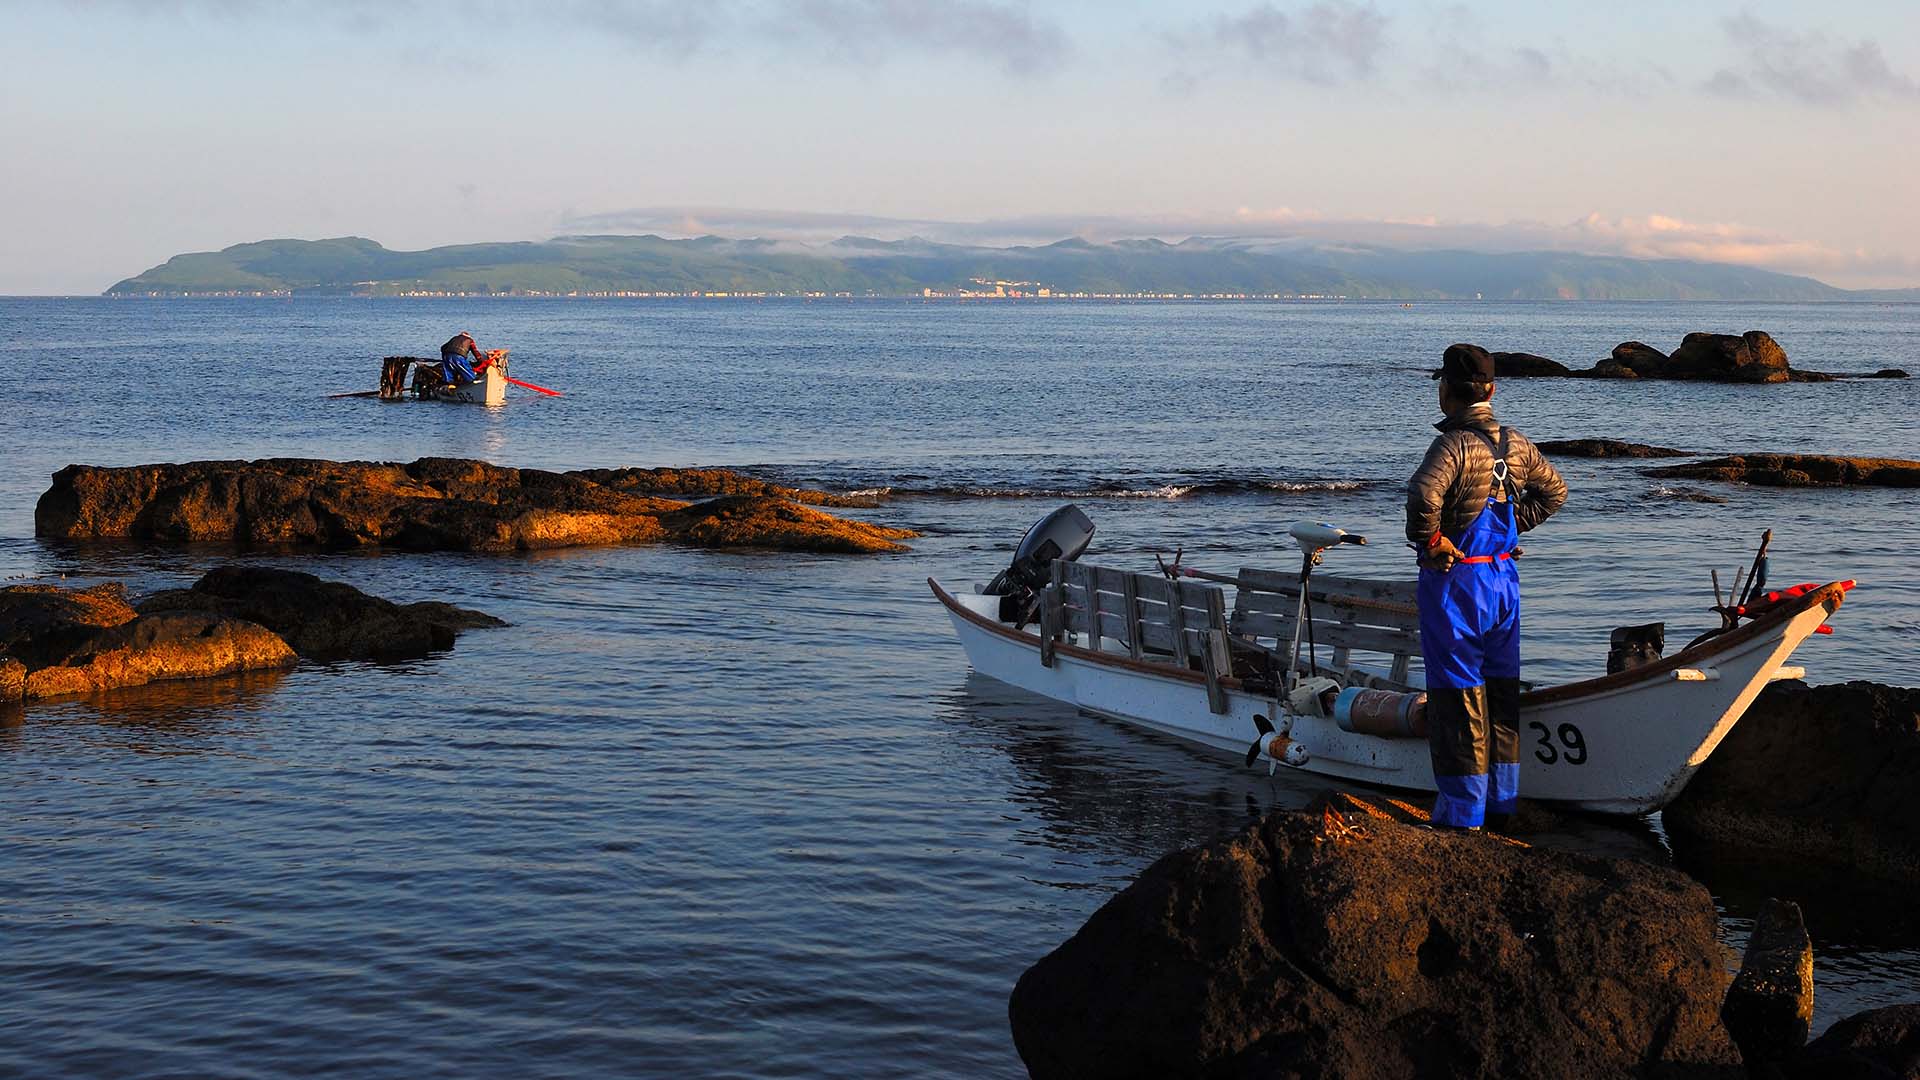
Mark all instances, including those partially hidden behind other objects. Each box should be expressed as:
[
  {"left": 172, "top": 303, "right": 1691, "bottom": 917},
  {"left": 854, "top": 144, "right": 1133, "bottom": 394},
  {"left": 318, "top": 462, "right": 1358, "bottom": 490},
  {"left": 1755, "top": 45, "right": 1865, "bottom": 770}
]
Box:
[
  {"left": 433, "top": 365, "right": 507, "bottom": 406},
  {"left": 932, "top": 577, "right": 1847, "bottom": 814}
]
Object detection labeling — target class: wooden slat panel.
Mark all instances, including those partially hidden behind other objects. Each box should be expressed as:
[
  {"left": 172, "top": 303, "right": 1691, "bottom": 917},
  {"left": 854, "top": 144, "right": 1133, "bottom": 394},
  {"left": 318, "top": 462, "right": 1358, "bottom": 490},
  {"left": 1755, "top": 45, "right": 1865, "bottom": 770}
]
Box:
[
  {"left": 1234, "top": 567, "right": 1418, "bottom": 612},
  {"left": 1120, "top": 574, "right": 1143, "bottom": 660},
  {"left": 1233, "top": 613, "right": 1418, "bottom": 658},
  {"left": 1232, "top": 593, "right": 1418, "bottom": 636}
]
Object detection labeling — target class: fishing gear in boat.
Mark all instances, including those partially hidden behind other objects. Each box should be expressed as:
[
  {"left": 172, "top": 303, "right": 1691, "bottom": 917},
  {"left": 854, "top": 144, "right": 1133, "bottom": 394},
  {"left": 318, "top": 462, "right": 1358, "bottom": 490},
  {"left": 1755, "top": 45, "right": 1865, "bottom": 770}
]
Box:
[
  {"left": 1285, "top": 522, "right": 1366, "bottom": 689},
  {"left": 329, "top": 349, "right": 565, "bottom": 403}
]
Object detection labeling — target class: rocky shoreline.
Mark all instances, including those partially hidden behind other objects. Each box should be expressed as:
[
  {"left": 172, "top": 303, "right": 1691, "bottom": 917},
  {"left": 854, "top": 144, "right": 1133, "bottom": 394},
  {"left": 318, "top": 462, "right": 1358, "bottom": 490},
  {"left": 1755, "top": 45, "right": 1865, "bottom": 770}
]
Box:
[{"left": 34, "top": 457, "right": 915, "bottom": 554}]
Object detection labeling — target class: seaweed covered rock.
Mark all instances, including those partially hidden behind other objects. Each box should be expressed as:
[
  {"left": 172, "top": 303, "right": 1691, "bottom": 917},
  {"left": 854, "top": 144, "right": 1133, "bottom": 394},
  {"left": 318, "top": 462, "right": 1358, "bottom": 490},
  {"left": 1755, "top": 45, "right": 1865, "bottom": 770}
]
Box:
[
  {"left": 660, "top": 495, "right": 916, "bottom": 553},
  {"left": 137, "top": 566, "right": 505, "bottom": 662},
  {"left": 1646, "top": 455, "right": 1920, "bottom": 488},
  {"left": 1535, "top": 438, "right": 1689, "bottom": 458},
  {"left": 1008, "top": 792, "right": 1739, "bottom": 1079},
  {"left": 35, "top": 457, "right": 914, "bottom": 554},
  {"left": 1665, "top": 681, "right": 1920, "bottom": 883},
  {"left": 0, "top": 585, "right": 296, "bottom": 702}
]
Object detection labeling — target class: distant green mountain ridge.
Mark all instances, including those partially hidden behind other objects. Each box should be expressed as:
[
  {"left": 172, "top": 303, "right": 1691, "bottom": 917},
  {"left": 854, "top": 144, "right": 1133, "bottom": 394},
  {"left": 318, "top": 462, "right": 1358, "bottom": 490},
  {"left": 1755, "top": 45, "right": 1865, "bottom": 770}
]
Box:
[{"left": 105, "top": 234, "right": 1918, "bottom": 301}]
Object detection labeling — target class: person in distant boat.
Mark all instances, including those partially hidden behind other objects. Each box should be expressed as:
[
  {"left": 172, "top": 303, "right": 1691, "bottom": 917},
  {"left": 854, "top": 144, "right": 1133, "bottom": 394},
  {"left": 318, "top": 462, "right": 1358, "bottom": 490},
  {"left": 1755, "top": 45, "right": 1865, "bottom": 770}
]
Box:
[
  {"left": 440, "top": 331, "right": 486, "bottom": 386},
  {"left": 1405, "top": 344, "right": 1567, "bottom": 832}
]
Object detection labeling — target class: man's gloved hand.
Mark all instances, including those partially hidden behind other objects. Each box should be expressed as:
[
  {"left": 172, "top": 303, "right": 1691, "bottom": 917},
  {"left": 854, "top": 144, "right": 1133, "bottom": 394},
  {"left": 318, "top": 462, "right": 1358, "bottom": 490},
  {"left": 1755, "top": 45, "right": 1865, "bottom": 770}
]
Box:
[{"left": 1419, "top": 532, "right": 1466, "bottom": 571}]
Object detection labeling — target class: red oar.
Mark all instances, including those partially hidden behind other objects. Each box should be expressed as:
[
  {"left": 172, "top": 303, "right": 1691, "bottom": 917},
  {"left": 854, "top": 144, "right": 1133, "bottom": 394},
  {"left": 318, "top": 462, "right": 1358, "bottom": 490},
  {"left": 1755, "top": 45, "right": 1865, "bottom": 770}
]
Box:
[{"left": 503, "top": 374, "right": 563, "bottom": 397}]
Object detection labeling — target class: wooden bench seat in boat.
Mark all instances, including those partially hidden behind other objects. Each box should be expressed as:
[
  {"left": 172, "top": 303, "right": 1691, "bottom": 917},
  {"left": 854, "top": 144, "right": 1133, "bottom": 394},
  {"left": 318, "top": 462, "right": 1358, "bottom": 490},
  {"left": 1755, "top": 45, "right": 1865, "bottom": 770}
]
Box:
[{"left": 1040, "top": 561, "right": 1427, "bottom": 716}]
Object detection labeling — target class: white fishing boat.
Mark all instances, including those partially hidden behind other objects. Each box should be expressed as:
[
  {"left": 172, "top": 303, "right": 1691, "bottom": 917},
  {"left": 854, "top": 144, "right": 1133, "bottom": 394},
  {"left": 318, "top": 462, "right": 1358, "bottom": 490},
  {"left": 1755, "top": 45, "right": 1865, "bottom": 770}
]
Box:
[
  {"left": 372, "top": 350, "right": 513, "bottom": 406},
  {"left": 932, "top": 509, "right": 1852, "bottom": 815}
]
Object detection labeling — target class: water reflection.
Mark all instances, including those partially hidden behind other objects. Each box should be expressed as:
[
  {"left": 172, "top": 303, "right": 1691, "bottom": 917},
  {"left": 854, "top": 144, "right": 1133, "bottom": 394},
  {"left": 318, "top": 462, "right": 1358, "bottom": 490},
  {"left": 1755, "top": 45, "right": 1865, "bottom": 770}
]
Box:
[
  {"left": 6, "top": 668, "right": 290, "bottom": 753},
  {"left": 942, "top": 672, "right": 1666, "bottom": 866}
]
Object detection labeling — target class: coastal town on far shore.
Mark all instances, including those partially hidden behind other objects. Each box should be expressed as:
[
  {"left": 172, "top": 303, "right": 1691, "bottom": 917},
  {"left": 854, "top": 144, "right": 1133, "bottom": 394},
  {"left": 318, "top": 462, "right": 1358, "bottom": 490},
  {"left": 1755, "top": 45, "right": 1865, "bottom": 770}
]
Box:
[{"left": 110, "top": 276, "right": 1354, "bottom": 301}]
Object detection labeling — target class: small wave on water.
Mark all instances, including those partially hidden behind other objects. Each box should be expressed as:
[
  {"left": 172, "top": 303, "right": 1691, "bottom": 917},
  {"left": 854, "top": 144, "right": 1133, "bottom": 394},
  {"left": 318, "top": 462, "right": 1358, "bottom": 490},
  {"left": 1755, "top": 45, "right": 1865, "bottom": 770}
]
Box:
[
  {"left": 1646, "top": 484, "right": 1732, "bottom": 505},
  {"left": 753, "top": 464, "right": 1372, "bottom": 501}
]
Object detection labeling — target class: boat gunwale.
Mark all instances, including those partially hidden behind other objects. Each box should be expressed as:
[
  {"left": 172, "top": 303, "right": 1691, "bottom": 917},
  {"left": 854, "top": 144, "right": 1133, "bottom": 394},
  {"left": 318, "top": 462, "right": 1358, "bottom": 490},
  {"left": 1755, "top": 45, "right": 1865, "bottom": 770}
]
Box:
[{"left": 927, "top": 575, "right": 1847, "bottom": 706}]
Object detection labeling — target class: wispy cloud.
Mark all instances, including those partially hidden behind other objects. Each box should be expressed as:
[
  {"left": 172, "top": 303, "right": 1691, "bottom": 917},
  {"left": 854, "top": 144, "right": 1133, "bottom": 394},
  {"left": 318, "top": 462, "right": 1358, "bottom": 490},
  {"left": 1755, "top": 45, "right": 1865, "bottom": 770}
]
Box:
[
  {"left": 1167, "top": 2, "right": 1389, "bottom": 85},
  {"left": 778, "top": 0, "right": 1069, "bottom": 76},
  {"left": 1703, "top": 13, "right": 1920, "bottom": 105},
  {"left": 62, "top": 0, "right": 1067, "bottom": 71}
]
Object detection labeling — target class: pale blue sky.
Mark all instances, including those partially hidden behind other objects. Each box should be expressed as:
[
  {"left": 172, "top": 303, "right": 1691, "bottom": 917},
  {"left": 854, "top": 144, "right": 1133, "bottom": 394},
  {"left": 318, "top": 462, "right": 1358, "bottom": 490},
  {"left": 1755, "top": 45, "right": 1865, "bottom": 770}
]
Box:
[{"left": 4, "top": 1, "right": 1917, "bottom": 292}]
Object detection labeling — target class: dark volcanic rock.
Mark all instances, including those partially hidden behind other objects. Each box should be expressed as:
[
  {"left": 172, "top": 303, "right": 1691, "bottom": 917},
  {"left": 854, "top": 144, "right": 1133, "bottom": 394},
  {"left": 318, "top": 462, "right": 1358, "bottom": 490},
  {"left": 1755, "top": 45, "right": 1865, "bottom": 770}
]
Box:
[
  {"left": 1666, "top": 681, "right": 1920, "bottom": 884},
  {"left": 3, "top": 581, "right": 294, "bottom": 702},
  {"left": 1612, "top": 340, "right": 1670, "bottom": 374},
  {"left": 35, "top": 457, "right": 914, "bottom": 554},
  {"left": 1536, "top": 438, "right": 1689, "bottom": 458},
  {"left": 1795, "top": 1004, "right": 1920, "bottom": 1079},
  {"left": 1647, "top": 455, "right": 1920, "bottom": 488},
  {"left": 1664, "top": 331, "right": 1791, "bottom": 383},
  {"left": 1490, "top": 350, "right": 1573, "bottom": 377},
  {"left": 1868, "top": 368, "right": 1910, "bottom": 379},
  {"left": 137, "top": 566, "right": 505, "bottom": 662},
  {"left": 1722, "top": 899, "right": 1815, "bottom": 1072},
  {"left": 1008, "top": 792, "right": 1739, "bottom": 1079}
]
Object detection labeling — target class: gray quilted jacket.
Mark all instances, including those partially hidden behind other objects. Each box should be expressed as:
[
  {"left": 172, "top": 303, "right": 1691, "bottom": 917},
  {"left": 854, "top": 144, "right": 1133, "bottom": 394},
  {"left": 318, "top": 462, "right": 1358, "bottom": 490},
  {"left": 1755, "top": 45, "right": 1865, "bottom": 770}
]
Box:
[{"left": 1405, "top": 404, "right": 1568, "bottom": 548}]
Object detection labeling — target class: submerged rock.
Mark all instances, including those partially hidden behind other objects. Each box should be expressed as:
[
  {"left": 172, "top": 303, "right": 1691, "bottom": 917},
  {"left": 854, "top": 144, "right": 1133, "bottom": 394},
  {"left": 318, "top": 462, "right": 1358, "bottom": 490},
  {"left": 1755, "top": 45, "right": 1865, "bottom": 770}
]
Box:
[
  {"left": 1008, "top": 791, "right": 1739, "bottom": 1078},
  {"left": 1646, "top": 454, "right": 1920, "bottom": 488},
  {"left": 567, "top": 466, "right": 883, "bottom": 508},
  {"left": 1490, "top": 350, "right": 1572, "bottom": 377},
  {"left": 659, "top": 494, "right": 917, "bottom": 553},
  {"left": 0, "top": 583, "right": 297, "bottom": 702},
  {"left": 1665, "top": 681, "right": 1920, "bottom": 884},
  {"left": 35, "top": 457, "right": 914, "bottom": 554},
  {"left": 138, "top": 566, "right": 505, "bottom": 662},
  {"left": 1535, "top": 438, "right": 1689, "bottom": 458},
  {"left": 1868, "top": 368, "right": 1910, "bottom": 379}
]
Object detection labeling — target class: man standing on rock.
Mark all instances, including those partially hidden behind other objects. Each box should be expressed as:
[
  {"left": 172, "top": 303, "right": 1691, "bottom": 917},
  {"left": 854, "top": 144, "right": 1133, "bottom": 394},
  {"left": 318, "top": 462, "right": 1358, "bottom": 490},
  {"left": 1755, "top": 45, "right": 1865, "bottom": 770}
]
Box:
[{"left": 1406, "top": 344, "right": 1567, "bottom": 830}]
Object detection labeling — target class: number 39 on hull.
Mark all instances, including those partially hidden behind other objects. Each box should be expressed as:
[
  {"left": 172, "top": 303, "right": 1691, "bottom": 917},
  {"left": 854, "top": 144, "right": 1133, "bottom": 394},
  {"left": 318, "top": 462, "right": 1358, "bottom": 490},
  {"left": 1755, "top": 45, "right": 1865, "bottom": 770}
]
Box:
[{"left": 931, "top": 514, "right": 1851, "bottom": 815}]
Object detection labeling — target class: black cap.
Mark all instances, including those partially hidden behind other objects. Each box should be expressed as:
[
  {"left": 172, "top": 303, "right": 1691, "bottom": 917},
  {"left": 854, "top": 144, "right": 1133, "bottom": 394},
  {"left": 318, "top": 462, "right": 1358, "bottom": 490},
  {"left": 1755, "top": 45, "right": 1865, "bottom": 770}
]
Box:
[{"left": 1432, "top": 343, "right": 1495, "bottom": 381}]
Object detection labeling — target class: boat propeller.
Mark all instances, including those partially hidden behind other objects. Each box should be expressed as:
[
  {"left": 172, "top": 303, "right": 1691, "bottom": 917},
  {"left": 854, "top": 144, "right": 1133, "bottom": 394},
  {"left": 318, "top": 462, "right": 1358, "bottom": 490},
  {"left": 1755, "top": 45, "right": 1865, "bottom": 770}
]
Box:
[
  {"left": 1245, "top": 713, "right": 1310, "bottom": 774},
  {"left": 1244, "top": 713, "right": 1276, "bottom": 767}
]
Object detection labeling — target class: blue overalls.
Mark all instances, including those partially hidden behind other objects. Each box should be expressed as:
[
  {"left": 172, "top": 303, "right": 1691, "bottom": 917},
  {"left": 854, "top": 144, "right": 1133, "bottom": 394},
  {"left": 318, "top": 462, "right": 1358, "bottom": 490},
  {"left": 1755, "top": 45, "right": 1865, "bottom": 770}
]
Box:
[
  {"left": 1417, "top": 446, "right": 1523, "bottom": 829},
  {"left": 441, "top": 347, "right": 479, "bottom": 386}
]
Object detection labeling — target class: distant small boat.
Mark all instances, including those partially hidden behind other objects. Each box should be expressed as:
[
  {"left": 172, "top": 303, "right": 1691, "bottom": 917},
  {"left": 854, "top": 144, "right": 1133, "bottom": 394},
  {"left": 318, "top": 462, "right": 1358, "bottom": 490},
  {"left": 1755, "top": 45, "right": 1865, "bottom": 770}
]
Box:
[{"left": 376, "top": 350, "right": 511, "bottom": 406}]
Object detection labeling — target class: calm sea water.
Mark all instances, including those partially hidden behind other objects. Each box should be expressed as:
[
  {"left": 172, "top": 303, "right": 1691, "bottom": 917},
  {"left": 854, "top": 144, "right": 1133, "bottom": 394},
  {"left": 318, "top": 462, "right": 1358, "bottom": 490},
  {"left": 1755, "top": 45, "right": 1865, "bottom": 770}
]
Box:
[{"left": 2, "top": 297, "right": 1917, "bottom": 1077}]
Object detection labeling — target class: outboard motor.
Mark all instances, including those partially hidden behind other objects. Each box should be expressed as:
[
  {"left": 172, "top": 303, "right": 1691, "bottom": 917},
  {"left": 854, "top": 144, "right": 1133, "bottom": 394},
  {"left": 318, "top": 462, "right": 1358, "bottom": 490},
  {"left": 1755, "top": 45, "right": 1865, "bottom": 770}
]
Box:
[{"left": 984, "top": 504, "right": 1095, "bottom": 624}]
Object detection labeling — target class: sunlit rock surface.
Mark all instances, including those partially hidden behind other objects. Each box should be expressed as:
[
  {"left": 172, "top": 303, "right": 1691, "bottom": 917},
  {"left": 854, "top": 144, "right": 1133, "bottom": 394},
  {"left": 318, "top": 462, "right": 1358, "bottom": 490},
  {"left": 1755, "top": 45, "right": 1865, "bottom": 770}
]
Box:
[{"left": 35, "top": 457, "right": 914, "bottom": 553}]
